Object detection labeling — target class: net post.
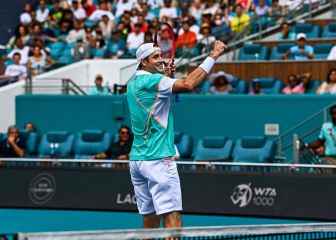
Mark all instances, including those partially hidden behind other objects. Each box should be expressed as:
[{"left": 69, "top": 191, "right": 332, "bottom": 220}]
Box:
[{"left": 292, "top": 134, "right": 300, "bottom": 164}]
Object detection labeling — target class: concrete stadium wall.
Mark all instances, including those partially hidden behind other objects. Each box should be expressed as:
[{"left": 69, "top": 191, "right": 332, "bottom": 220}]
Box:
[
  {"left": 15, "top": 95, "right": 336, "bottom": 142},
  {"left": 35, "top": 59, "right": 137, "bottom": 94},
  {"left": 0, "top": 82, "right": 25, "bottom": 132}
]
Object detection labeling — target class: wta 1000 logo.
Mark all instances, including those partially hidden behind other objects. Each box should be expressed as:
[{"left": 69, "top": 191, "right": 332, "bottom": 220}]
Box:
[{"left": 230, "top": 183, "right": 277, "bottom": 208}]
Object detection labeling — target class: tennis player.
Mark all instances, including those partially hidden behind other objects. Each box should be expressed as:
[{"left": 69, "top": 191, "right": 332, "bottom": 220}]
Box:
[{"left": 126, "top": 40, "right": 226, "bottom": 229}]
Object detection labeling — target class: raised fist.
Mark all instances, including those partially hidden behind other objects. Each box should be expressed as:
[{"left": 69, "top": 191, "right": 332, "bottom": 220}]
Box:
[{"left": 210, "top": 41, "right": 227, "bottom": 60}]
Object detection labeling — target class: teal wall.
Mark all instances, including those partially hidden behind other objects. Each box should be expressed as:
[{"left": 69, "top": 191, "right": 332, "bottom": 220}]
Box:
[{"left": 16, "top": 95, "right": 336, "bottom": 142}]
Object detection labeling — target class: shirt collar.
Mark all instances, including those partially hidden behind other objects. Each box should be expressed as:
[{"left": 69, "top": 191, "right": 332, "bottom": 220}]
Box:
[{"left": 135, "top": 70, "right": 152, "bottom": 76}]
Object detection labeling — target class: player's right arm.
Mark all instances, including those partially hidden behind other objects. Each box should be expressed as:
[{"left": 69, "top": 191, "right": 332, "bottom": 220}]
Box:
[{"left": 172, "top": 41, "right": 227, "bottom": 93}]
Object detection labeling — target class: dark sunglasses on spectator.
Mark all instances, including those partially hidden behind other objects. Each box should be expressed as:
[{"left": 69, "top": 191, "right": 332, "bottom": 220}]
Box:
[{"left": 120, "top": 131, "right": 129, "bottom": 135}]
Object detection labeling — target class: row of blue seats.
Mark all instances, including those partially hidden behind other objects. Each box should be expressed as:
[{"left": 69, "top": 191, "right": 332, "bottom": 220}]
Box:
[
  {"left": 284, "top": 22, "right": 336, "bottom": 39},
  {"left": 200, "top": 77, "right": 321, "bottom": 94},
  {"left": 180, "top": 135, "right": 276, "bottom": 163},
  {"left": 0, "top": 131, "right": 276, "bottom": 163},
  {"left": 239, "top": 42, "right": 333, "bottom": 61}
]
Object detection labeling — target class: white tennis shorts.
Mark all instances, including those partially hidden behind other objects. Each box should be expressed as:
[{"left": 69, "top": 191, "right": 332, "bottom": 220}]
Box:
[{"left": 129, "top": 158, "right": 183, "bottom": 215}]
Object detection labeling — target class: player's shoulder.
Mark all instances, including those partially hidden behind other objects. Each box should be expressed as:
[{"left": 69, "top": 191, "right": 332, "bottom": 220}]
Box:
[{"left": 322, "top": 122, "right": 333, "bottom": 130}]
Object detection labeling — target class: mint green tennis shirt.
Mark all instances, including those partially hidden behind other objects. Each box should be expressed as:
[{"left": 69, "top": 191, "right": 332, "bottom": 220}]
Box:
[
  {"left": 126, "top": 70, "right": 177, "bottom": 160},
  {"left": 319, "top": 122, "right": 336, "bottom": 156}
]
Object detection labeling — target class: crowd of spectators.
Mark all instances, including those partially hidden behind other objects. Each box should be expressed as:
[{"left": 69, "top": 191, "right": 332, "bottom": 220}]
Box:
[
  {"left": 1, "top": 0, "right": 290, "bottom": 80},
  {"left": 204, "top": 68, "right": 336, "bottom": 95},
  {"left": 0, "top": 123, "right": 133, "bottom": 161}
]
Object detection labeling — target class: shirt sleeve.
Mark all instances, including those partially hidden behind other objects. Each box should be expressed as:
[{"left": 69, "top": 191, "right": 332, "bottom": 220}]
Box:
[
  {"left": 318, "top": 124, "right": 326, "bottom": 140},
  {"left": 307, "top": 46, "right": 314, "bottom": 54},
  {"left": 328, "top": 46, "right": 336, "bottom": 60},
  {"left": 158, "top": 76, "right": 178, "bottom": 98},
  {"left": 289, "top": 46, "right": 296, "bottom": 54}
]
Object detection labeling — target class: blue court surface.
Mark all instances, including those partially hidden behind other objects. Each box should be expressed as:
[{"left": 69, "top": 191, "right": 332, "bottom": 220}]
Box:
[{"left": 0, "top": 209, "right": 315, "bottom": 234}]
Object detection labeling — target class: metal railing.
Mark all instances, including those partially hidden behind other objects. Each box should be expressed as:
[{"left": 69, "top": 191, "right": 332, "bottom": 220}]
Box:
[
  {"left": 276, "top": 101, "right": 336, "bottom": 163},
  {"left": 25, "top": 76, "right": 87, "bottom": 95},
  {"left": 3, "top": 158, "right": 336, "bottom": 173}
]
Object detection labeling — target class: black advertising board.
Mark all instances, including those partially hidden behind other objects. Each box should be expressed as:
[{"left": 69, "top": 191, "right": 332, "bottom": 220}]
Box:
[{"left": 0, "top": 166, "right": 335, "bottom": 220}]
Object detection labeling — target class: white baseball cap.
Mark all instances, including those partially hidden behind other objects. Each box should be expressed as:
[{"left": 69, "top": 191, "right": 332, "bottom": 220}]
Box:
[
  {"left": 20, "top": 13, "right": 32, "bottom": 25},
  {"left": 136, "top": 43, "right": 161, "bottom": 64},
  {"left": 296, "top": 33, "right": 307, "bottom": 40}
]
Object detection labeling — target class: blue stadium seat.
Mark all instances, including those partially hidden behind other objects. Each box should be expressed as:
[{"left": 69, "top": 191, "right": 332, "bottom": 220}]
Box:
[
  {"left": 20, "top": 131, "right": 39, "bottom": 157},
  {"left": 193, "top": 136, "right": 233, "bottom": 161},
  {"left": 202, "top": 77, "right": 248, "bottom": 94},
  {"left": 238, "top": 44, "right": 268, "bottom": 61},
  {"left": 49, "top": 42, "right": 66, "bottom": 59},
  {"left": 38, "top": 131, "right": 74, "bottom": 158},
  {"left": 74, "top": 130, "right": 111, "bottom": 159},
  {"left": 94, "top": 48, "right": 107, "bottom": 58},
  {"left": 314, "top": 44, "right": 333, "bottom": 59},
  {"left": 252, "top": 77, "right": 283, "bottom": 94},
  {"left": 174, "top": 132, "right": 193, "bottom": 159},
  {"left": 0, "top": 133, "right": 4, "bottom": 142},
  {"left": 269, "top": 43, "right": 294, "bottom": 60},
  {"left": 231, "top": 79, "right": 248, "bottom": 94},
  {"left": 306, "top": 80, "right": 321, "bottom": 93},
  {"left": 293, "top": 23, "right": 320, "bottom": 38},
  {"left": 232, "top": 136, "right": 276, "bottom": 163},
  {"left": 322, "top": 23, "right": 336, "bottom": 38},
  {"left": 58, "top": 44, "right": 74, "bottom": 65}
]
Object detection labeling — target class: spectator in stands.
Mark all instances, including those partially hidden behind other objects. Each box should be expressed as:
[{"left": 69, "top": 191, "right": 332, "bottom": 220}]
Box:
[
  {"left": 270, "top": 0, "right": 282, "bottom": 19},
  {"left": 327, "top": 45, "right": 336, "bottom": 60},
  {"left": 99, "top": 14, "right": 114, "bottom": 40},
  {"left": 0, "top": 126, "right": 25, "bottom": 158},
  {"left": 28, "top": 23, "right": 57, "bottom": 46},
  {"left": 283, "top": 33, "right": 314, "bottom": 60},
  {"left": 7, "top": 38, "right": 30, "bottom": 65},
  {"left": 249, "top": 80, "right": 262, "bottom": 95},
  {"left": 73, "top": 39, "right": 90, "bottom": 61},
  {"left": 132, "top": 14, "right": 148, "bottom": 33},
  {"left": 230, "top": 4, "right": 250, "bottom": 33},
  {"left": 176, "top": 19, "right": 197, "bottom": 51},
  {"left": 255, "top": 0, "right": 271, "bottom": 17},
  {"left": 209, "top": 72, "right": 233, "bottom": 94},
  {"left": 126, "top": 23, "right": 145, "bottom": 56},
  {"left": 106, "top": 30, "right": 125, "bottom": 59},
  {"left": 4, "top": 53, "right": 27, "bottom": 81},
  {"left": 115, "top": 0, "right": 134, "bottom": 18},
  {"left": 25, "top": 122, "right": 36, "bottom": 133},
  {"left": 20, "top": 3, "right": 33, "bottom": 26},
  {"left": 89, "top": 0, "right": 114, "bottom": 23},
  {"left": 158, "top": 23, "right": 175, "bottom": 58},
  {"left": 277, "top": 21, "right": 295, "bottom": 40},
  {"left": 66, "top": 20, "right": 85, "bottom": 43},
  {"left": 71, "top": 0, "right": 87, "bottom": 20},
  {"left": 88, "top": 74, "right": 110, "bottom": 95},
  {"left": 56, "top": 21, "right": 73, "bottom": 42},
  {"left": 36, "top": 0, "right": 49, "bottom": 23},
  {"left": 49, "top": 1, "right": 64, "bottom": 24},
  {"left": 316, "top": 68, "right": 336, "bottom": 94},
  {"left": 203, "top": 0, "right": 220, "bottom": 15},
  {"left": 94, "top": 125, "right": 132, "bottom": 160},
  {"left": 190, "top": 0, "right": 203, "bottom": 22},
  {"left": 27, "top": 45, "right": 51, "bottom": 76},
  {"left": 211, "top": 13, "right": 231, "bottom": 41},
  {"left": 159, "top": 0, "right": 178, "bottom": 21},
  {"left": 198, "top": 24, "right": 216, "bottom": 54},
  {"left": 307, "top": 105, "right": 336, "bottom": 164},
  {"left": 282, "top": 73, "right": 311, "bottom": 94},
  {"left": 6, "top": 25, "right": 30, "bottom": 49}
]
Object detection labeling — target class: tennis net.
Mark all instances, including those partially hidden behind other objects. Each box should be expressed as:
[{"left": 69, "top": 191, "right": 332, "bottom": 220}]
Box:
[{"left": 17, "top": 223, "right": 336, "bottom": 240}]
